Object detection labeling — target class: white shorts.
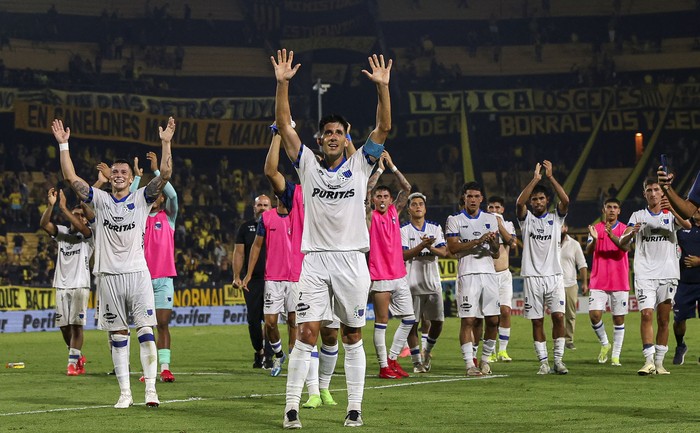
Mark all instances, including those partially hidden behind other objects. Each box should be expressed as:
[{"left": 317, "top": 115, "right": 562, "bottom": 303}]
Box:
[
  {"left": 291, "top": 281, "right": 340, "bottom": 328},
  {"left": 456, "top": 274, "right": 500, "bottom": 318},
  {"left": 296, "top": 252, "right": 371, "bottom": 328},
  {"left": 412, "top": 292, "right": 444, "bottom": 322},
  {"left": 588, "top": 289, "right": 629, "bottom": 316},
  {"left": 523, "top": 275, "right": 565, "bottom": 319},
  {"left": 370, "top": 276, "right": 414, "bottom": 318},
  {"left": 264, "top": 280, "right": 296, "bottom": 315},
  {"left": 96, "top": 271, "right": 157, "bottom": 331},
  {"left": 496, "top": 269, "right": 513, "bottom": 308},
  {"left": 635, "top": 278, "right": 678, "bottom": 310},
  {"left": 55, "top": 288, "right": 89, "bottom": 327}
]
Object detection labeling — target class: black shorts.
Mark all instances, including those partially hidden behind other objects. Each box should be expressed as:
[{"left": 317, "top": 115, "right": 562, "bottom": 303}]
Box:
[{"left": 673, "top": 282, "right": 700, "bottom": 322}]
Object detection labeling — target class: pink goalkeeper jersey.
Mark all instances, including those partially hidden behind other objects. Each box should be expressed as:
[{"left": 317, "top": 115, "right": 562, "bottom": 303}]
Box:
[
  {"left": 289, "top": 185, "right": 305, "bottom": 282},
  {"left": 261, "top": 209, "right": 293, "bottom": 281},
  {"left": 369, "top": 204, "right": 407, "bottom": 281},
  {"left": 144, "top": 210, "right": 176, "bottom": 279},
  {"left": 589, "top": 221, "right": 630, "bottom": 292}
]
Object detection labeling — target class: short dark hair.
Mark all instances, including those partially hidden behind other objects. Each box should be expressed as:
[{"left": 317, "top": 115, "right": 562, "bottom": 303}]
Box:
[
  {"left": 112, "top": 159, "right": 133, "bottom": 176},
  {"left": 604, "top": 197, "right": 621, "bottom": 206},
  {"left": 319, "top": 114, "right": 349, "bottom": 134},
  {"left": 488, "top": 195, "right": 505, "bottom": 206},
  {"left": 372, "top": 185, "right": 392, "bottom": 197},
  {"left": 461, "top": 181, "right": 484, "bottom": 196},
  {"left": 531, "top": 184, "right": 550, "bottom": 199},
  {"left": 643, "top": 177, "right": 659, "bottom": 191}
]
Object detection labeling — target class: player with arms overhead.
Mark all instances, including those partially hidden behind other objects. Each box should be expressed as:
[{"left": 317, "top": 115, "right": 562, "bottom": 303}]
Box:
[
  {"left": 272, "top": 48, "right": 391, "bottom": 428},
  {"left": 516, "top": 161, "right": 570, "bottom": 375},
  {"left": 54, "top": 117, "right": 174, "bottom": 409},
  {"left": 40, "top": 187, "right": 94, "bottom": 376}
]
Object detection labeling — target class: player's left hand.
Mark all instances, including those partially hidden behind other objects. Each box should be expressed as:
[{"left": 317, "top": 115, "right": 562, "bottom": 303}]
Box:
[
  {"left": 147, "top": 151, "right": 159, "bottom": 172},
  {"left": 543, "top": 160, "right": 554, "bottom": 178},
  {"left": 657, "top": 166, "right": 674, "bottom": 187},
  {"left": 133, "top": 157, "right": 143, "bottom": 177},
  {"left": 58, "top": 189, "right": 67, "bottom": 209}
]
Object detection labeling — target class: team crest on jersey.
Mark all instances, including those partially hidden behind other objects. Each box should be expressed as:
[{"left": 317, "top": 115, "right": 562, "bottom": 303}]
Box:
[
  {"left": 340, "top": 170, "right": 353, "bottom": 180},
  {"left": 147, "top": 309, "right": 153, "bottom": 316},
  {"left": 548, "top": 220, "right": 553, "bottom": 225},
  {"left": 155, "top": 221, "right": 162, "bottom": 230},
  {"left": 127, "top": 203, "right": 135, "bottom": 210},
  {"left": 485, "top": 223, "right": 491, "bottom": 229},
  {"left": 663, "top": 218, "right": 669, "bottom": 224}
]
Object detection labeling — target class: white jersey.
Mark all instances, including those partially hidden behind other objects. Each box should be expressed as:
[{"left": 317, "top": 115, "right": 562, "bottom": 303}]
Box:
[
  {"left": 445, "top": 210, "right": 498, "bottom": 276},
  {"left": 628, "top": 208, "right": 681, "bottom": 280},
  {"left": 295, "top": 144, "right": 373, "bottom": 253},
  {"left": 401, "top": 220, "right": 446, "bottom": 295},
  {"left": 519, "top": 210, "right": 566, "bottom": 277},
  {"left": 52, "top": 225, "right": 94, "bottom": 289},
  {"left": 87, "top": 187, "right": 153, "bottom": 275}
]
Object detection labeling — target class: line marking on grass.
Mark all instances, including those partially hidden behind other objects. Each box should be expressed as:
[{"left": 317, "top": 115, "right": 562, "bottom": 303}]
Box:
[{"left": 0, "top": 375, "right": 506, "bottom": 416}]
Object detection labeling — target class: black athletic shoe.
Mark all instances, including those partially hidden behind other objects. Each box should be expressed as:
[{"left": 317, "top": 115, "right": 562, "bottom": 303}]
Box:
[
  {"left": 263, "top": 355, "right": 273, "bottom": 370},
  {"left": 253, "top": 352, "right": 264, "bottom": 368},
  {"left": 344, "top": 410, "right": 363, "bottom": 427}
]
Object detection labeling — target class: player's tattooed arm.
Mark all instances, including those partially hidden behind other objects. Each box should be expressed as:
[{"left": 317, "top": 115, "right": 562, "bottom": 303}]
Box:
[
  {"left": 384, "top": 151, "right": 411, "bottom": 213},
  {"left": 158, "top": 117, "right": 175, "bottom": 183}
]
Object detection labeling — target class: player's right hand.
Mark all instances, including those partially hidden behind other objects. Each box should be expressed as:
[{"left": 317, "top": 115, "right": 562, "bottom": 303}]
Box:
[
  {"left": 588, "top": 225, "right": 598, "bottom": 240},
  {"left": 47, "top": 188, "right": 57, "bottom": 205}
]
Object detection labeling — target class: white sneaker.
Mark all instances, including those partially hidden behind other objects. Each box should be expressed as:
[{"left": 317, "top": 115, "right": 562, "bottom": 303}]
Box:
[
  {"left": 423, "top": 352, "right": 432, "bottom": 372},
  {"left": 114, "top": 392, "right": 133, "bottom": 409},
  {"left": 480, "top": 361, "right": 492, "bottom": 375},
  {"left": 552, "top": 361, "right": 568, "bottom": 375},
  {"left": 637, "top": 362, "right": 656, "bottom": 376},
  {"left": 466, "top": 366, "right": 483, "bottom": 377},
  {"left": 655, "top": 364, "right": 671, "bottom": 375},
  {"left": 344, "top": 410, "right": 363, "bottom": 427},
  {"left": 283, "top": 409, "right": 302, "bottom": 429},
  {"left": 413, "top": 362, "right": 427, "bottom": 373},
  {"left": 537, "top": 363, "right": 550, "bottom": 375},
  {"left": 145, "top": 389, "right": 160, "bottom": 407}
]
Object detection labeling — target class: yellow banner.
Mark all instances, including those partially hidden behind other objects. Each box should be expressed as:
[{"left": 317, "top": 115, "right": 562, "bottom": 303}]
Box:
[
  {"left": 172, "top": 285, "right": 246, "bottom": 307},
  {"left": 438, "top": 258, "right": 458, "bottom": 281},
  {"left": 0, "top": 286, "right": 56, "bottom": 310},
  {"left": 14, "top": 101, "right": 273, "bottom": 149}
]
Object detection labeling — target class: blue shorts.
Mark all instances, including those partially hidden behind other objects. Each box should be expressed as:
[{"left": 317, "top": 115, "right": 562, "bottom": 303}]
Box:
[
  {"left": 153, "top": 277, "right": 174, "bottom": 310},
  {"left": 673, "top": 282, "right": 700, "bottom": 322}
]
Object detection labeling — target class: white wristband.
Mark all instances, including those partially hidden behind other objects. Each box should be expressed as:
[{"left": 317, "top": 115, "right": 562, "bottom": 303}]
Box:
[
  {"left": 391, "top": 165, "right": 398, "bottom": 173},
  {"left": 376, "top": 168, "right": 384, "bottom": 175},
  {"left": 59, "top": 142, "right": 69, "bottom": 151}
]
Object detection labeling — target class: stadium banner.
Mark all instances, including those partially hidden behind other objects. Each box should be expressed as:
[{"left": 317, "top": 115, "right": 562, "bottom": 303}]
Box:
[
  {"left": 14, "top": 101, "right": 273, "bottom": 149},
  {"left": 510, "top": 294, "right": 640, "bottom": 316},
  {"left": 438, "top": 258, "right": 458, "bottom": 281},
  {"left": 0, "top": 285, "right": 246, "bottom": 312},
  {"left": 0, "top": 304, "right": 376, "bottom": 333},
  {"left": 408, "top": 84, "right": 700, "bottom": 137},
  {"left": 3, "top": 88, "right": 275, "bottom": 120},
  {"left": 0, "top": 87, "right": 16, "bottom": 112}
]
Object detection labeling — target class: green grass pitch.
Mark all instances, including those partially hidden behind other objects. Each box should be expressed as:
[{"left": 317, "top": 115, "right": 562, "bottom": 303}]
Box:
[{"left": 2, "top": 314, "right": 700, "bottom": 432}]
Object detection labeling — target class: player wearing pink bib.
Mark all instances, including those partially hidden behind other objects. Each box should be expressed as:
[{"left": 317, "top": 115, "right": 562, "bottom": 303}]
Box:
[
  {"left": 244, "top": 203, "right": 295, "bottom": 378},
  {"left": 131, "top": 151, "right": 178, "bottom": 383},
  {"left": 585, "top": 198, "right": 631, "bottom": 367},
  {"left": 366, "top": 152, "right": 414, "bottom": 380}
]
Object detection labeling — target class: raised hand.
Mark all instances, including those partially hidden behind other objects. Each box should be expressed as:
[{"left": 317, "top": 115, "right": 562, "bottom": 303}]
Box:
[
  {"left": 543, "top": 160, "right": 553, "bottom": 178},
  {"left": 378, "top": 151, "right": 387, "bottom": 171},
  {"left": 133, "top": 157, "right": 143, "bottom": 177},
  {"left": 533, "top": 162, "right": 542, "bottom": 181},
  {"left": 51, "top": 119, "right": 70, "bottom": 143},
  {"left": 361, "top": 54, "right": 392, "bottom": 86},
  {"left": 97, "top": 162, "right": 111, "bottom": 183},
  {"left": 159, "top": 117, "right": 176, "bottom": 142},
  {"left": 271, "top": 49, "right": 301, "bottom": 83},
  {"left": 58, "top": 189, "right": 67, "bottom": 210},
  {"left": 588, "top": 225, "right": 598, "bottom": 240},
  {"left": 47, "top": 188, "right": 57, "bottom": 206},
  {"left": 383, "top": 151, "right": 395, "bottom": 168},
  {"left": 147, "top": 151, "right": 158, "bottom": 172},
  {"left": 657, "top": 166, "right": 674, "bottom": 187}
]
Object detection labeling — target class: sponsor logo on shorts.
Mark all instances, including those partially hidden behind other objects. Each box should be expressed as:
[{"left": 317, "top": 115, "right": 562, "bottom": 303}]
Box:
[
  {"left": 297, "top": 303, "right": 310, "bottom": 312},
  {"left": 55, "top": 313, "right": 63, "bottom": 319},
  {"left": 524, "top": 297, "right": 532, "bottom": 311},
  {"left": 103, "top": 312, "right": 117, "bottom": 323}
]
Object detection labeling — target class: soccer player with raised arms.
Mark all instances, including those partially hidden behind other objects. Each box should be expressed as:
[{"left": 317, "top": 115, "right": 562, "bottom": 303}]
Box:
[
  {"left": 516, "top": 160, "right": 570, "bottom": 375},
  {"left": 40, "top": 187, "right": 94, "bottom": 376},
  {"left": 54, "top": 116, "right": 174, "bottom": 409},
  {"left": 272, "top": 48, "right": 391, "bottom": 428}
]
